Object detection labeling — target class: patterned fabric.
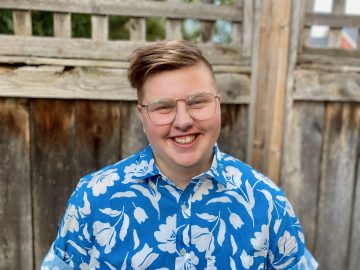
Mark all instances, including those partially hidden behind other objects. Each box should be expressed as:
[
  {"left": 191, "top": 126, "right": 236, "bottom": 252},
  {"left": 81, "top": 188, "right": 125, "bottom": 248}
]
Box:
[{"left": 41, "top": 144, "right": 318, "bottom": 270}]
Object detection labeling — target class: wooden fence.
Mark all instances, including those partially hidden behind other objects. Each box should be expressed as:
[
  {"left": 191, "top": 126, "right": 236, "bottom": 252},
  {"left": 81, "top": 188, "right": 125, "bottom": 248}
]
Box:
[{"left": 0, "top": 0, "right": 359, "bottom": 270}]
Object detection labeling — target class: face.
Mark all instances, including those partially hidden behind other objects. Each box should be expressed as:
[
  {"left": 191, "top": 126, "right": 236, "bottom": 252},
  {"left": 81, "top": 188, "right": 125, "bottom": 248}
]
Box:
[{"left": 138, "top": 62, "right": 221, "bottom": 178}]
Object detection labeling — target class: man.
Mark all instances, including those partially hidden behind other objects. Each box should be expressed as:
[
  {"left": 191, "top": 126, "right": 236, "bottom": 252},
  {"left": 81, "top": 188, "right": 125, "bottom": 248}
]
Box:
[{"left": 42, "top": 40, "right": 318, "bottom": 269}]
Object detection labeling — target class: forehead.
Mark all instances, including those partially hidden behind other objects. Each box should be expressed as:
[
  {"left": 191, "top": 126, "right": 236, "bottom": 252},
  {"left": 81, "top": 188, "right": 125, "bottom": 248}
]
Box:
[{"left": 142, "top": 63, "right": 216, "bottom": 101}]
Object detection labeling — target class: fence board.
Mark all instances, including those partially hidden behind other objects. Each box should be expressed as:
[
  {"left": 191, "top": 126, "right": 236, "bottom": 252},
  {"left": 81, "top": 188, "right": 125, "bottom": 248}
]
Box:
[
  {"left": 31, "top": 99, "right": 78, "bottom": 269},
  {"left": 0, "top": 36, "right": 244, "bottom": 65},
  {"left": 75, "top": 100, "right": 121, "bottom": 178},
  {"left": 2, "top": 0, "right": 241, "bottom": 22},
  {"left": 282, "top": 102, "right": 324, "bottom": 252},
  {"left": 0, "top": 98, "right": 32, "bottom": 270},
  {"left": 92, "top": 15, "right": 109, "bottom": 41},
  {"left": 0, "top": 66, "right": 251, "bottom": 103},
  {"left": 349, "top": 137, "right": 360, "bottom": 270},
  {"left": 0, "top": 66, "right": 135, "bottom": 100},
  {"left": 218, "top": 104, "right": 248, "bottom": 161},
  {"left": 293, "top": 70, "right": 360, "bottom": 102},
  {"left": 130, "top": 18, "right": 146, "bottom": 42},
  {"left": 250, "top": 0, "right": 292, "bottom": 183},
  {"left": 315, "top": 103, "right": 359, "bottom": 270},
  {"left": 305, "top": 12, "right": 360, "bottom": 28},
  {"left": 166, "top": 19, "right": 182, "bottom": 40},
  {"left": 298, "top": 0, "right": 315, "bottom": 52},
  {"left": 299, "top": 48, "right": 360, "bottom": 67},
  {"left": 12, "top": 11, "right": 31, "bottom": 36},
  {"left": 328, "top": 0, "right": 346, "bottom": 48},
  {"left": 54, "top": 13, "right": 71, "bottom": 38},
  {"left": 119, "top": 101, "right": 148, "bottom": 159}
]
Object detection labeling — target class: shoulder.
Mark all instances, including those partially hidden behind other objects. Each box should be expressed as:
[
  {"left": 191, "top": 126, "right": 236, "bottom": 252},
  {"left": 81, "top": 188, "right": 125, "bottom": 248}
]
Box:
[
  {"left": 218, "top": 151, "right": 281, "bottom": 193},
  {"left": 70, "top": 146, "right": 156, "bottom": 204}
]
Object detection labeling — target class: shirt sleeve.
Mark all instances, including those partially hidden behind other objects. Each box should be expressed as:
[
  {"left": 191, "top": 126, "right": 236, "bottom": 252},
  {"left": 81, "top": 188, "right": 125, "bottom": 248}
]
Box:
[
  {"left": 267, "top": 191, "right": 318, "bottom": 270},
  {"left": 41, "top": 244, "right": 73, "bottom": 270},
  {"left": 41, "top": 181, "right": 92, "bottom": 269}
]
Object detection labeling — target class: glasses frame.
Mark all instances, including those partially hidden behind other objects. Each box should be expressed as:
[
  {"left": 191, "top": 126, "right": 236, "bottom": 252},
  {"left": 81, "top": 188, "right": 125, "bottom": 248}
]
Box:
[{"left": 139, "top": 92, "right": 221, "bottom": 126}]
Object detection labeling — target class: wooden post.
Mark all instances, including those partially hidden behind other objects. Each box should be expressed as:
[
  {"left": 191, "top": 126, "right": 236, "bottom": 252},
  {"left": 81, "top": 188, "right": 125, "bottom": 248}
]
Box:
[
  {"left": 166, "top": 0, "right": 182, "bottom": 40},
  {"left": 249, "top": 0, "right": 292, "bottom": 183},
  {"left": 130, "top": 18, "right": 146, "bottom": 41},
  {"left": 297, "top": 0, "right": 315, "bottom": 53},
  {"left": 328, "top": 0, "right": 346, "bottom": 47},
  {"left": 13, "top": 10, "right": 32, "bottom": 36},
  {"left": 92, "top": 15, "right": 109, "bottom": 41},
  {"left": 54, "top": 13, "right": 71, "bottom": 38},
  {"left": 0, "top": 98, "right": 32, "bottom": 270},
  {"left": 240, "top": 0, "right": 253, "bottom": 55}
]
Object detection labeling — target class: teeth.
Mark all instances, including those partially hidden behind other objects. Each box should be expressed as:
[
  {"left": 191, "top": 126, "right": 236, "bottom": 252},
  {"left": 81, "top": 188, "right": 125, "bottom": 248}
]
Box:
[{"left": 174, "top": 135, "right": 195, "bottom": 144}]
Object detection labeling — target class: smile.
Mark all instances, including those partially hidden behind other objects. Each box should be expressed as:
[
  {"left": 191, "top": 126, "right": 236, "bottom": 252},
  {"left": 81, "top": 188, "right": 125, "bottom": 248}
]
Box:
[{"left": 173, "top": 135, "right": 196, "bottom": 144}]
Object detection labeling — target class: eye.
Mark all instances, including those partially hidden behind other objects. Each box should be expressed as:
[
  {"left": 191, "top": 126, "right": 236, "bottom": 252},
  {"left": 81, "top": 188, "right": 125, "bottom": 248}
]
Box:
[
  {"left": 188, "top": 94, "right": 213, "bottom": 108},
  {"left": 148, "top": 100, "right": 175, "bottom": 114}
]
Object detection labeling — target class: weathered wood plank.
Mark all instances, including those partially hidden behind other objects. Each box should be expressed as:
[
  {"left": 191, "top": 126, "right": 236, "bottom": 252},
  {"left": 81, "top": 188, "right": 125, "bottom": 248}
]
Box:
[
  {"left": 305, "top": 12, "right": 360, "bottom": 28},
  {"left": 119, "top": 101, "right": 148, "bottom": 159},
  {"left": 31, "top": 99, "right": 77, "bottom": 269},
  {"left": 298, "top": 0, "right": 315, "bottom": 52},
  {"left": 0, "top": 66, "right": 251, "bottom": 103},
  {"left": 241, "top": 0, "right": 253, "bottom": 56},
  {"left": 201, "top": 0, "right": 215, "bottom": 44},
  {"left": 0, "top": 98, "right": 32, "bottom": 270},
  {"left": 216, "top": 73, "right": 251, "bottom": 104},
  {"left": 218, "top": 104, "right": 248, "bottom": 161},
  {"left": 348, "top": 125, "right": 360, "bottom": 270},
  {"left": 299, "top": 62, "right": 360, "bottom": 73},
  {"left": 92, "top": 15, "right": 109, "bottom": 41},
  {"left": 250, "top": 0, "right": 292, "bottom": 183},
  {"left": 315, "top": 103, "right": 359, "bottom": 270},
  {"left": 328, "top": 0, "right": 346, "bottom": 48},
  {"left": 0, "top": 66, "right": 135, "bottom": 100},
  {"left": 75, "top": 100, "right": 121, "bottom": 178},
  {"left": 12, "top": 10, "right": 31, "bottom": 36},
  {"left": 54, "top": 13, "right": 71, "bottom": 38},
  {"left": 293, "top": 70, "right": 360, "bottom": 102},
  {"left": 0, "top": 36, "right": 244, "bottom": 65},
  {"left": 282, "top": 102, "right": 324, "bottom": 252},
  {"left": 299, "top": 47, "right": 360, "bottom": 67},
  {"left": 165, "top": 19, "right": 182, "bottom": 40},
  {"left": 0, "top": 56, "right": 251, "bottom": 72},
  {"left": 130, "top": 18, "right": 146, "bottom": 42},
  {"left": 1, "top": 0, "right": 242, "bottom": 22}
]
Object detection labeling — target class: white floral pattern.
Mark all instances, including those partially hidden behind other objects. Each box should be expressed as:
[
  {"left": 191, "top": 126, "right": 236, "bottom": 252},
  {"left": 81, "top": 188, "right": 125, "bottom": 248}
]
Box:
[{"left": 41, "top": 144, "right": 318, "bottom": 270}]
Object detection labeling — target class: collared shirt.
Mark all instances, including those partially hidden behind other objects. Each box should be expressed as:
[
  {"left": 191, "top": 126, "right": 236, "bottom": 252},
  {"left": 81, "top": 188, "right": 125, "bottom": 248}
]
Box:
[{"left": 41, "top": 144, "right": 318, "bottom": 270}]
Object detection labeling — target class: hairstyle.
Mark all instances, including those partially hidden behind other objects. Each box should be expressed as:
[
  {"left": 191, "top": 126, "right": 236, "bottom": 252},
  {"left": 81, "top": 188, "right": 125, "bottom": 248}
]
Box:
[{"left": 127, "top": 40, "right": 215, "bottom": 101}]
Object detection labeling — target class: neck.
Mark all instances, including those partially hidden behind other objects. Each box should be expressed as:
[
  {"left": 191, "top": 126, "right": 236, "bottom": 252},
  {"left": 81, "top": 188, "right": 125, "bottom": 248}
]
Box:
[{"left": 155, "top": 156, "right": 213, "bottom": 190}]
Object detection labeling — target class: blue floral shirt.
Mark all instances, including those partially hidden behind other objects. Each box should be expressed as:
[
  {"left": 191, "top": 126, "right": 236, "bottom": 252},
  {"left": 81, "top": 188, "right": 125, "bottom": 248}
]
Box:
[{"left": 41, "top": 144, "right": 318, "bottom": 270}]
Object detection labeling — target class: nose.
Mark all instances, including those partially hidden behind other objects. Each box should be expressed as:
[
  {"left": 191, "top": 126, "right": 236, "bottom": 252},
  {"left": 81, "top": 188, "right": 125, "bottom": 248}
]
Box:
[{"left": 173, "top": 100, "right": 193, "bottom": 130}]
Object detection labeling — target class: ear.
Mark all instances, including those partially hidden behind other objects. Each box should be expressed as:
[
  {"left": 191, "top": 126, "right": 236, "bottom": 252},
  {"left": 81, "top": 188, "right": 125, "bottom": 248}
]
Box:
[{"left": 136, "top": 104, "right": 146, "bottom": 133}]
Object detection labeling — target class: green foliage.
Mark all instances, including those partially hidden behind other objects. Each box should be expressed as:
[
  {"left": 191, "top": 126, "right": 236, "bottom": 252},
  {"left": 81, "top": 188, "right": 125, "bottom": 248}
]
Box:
[
  {"left": 71, "top": 13, "right": 91, "bottom": 38},
  {"left": 0, "top": 9, "right": 13, "bottom": 34},
  {"left": 146, "top": 17, "right": 165, "bottom": 41},
  {"left": 182, "top": 19, "right": 201, "bottom": 42},
  {"left": 32, "top": 11, "right": 53, "bottom": 36},
  {"left": 109, "top": 16, "right": 130, "bottom": 40}
]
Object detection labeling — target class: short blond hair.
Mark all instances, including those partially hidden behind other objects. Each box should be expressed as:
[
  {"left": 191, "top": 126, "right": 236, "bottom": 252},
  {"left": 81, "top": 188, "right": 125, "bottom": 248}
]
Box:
[{"left": 127, "top": 40, "right": 214, "bottom": 101}]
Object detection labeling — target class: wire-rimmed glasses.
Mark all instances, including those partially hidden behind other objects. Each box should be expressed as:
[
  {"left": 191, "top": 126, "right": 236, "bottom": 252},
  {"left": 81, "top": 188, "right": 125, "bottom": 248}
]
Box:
[{"left": 139, "top": 92, "right": 220, "bottom": 126}]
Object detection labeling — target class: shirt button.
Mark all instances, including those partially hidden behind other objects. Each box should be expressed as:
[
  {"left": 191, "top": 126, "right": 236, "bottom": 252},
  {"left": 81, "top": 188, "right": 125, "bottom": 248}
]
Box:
[{"left": 180, "top": 248, "right": 187, "bottom": 256}]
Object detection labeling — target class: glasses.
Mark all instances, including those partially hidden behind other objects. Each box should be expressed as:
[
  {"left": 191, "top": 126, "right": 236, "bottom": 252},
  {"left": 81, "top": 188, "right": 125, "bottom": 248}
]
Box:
[{"left": 140, "top": 92, "right": 220, "bottom": 125}]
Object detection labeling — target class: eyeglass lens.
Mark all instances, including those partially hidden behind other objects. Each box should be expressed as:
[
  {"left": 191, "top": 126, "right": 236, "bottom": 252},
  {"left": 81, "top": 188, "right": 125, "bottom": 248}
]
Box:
[{"left": 145, "top": 93, "right": 218, "bottom": 125}]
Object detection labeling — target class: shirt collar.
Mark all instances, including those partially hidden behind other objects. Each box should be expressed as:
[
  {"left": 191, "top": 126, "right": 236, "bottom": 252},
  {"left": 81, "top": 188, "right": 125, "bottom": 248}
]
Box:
[
  {"left": 198, "top": 144, "right": 228, "bottom": 186},
  {"left": 133, "top": 144, "right": 228, "bottom": 186}
]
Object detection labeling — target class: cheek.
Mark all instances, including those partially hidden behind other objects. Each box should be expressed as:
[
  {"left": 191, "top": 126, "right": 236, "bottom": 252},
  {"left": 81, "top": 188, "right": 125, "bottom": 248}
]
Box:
[{"left": 143, "top": 121, "right": 168, "bottom": 141}]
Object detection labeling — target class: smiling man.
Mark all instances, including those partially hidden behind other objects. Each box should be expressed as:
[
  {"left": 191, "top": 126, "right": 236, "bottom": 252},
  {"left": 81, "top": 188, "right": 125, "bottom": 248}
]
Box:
[{"left": 42, "top": 40, "right": 318, "bottom": 270}]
